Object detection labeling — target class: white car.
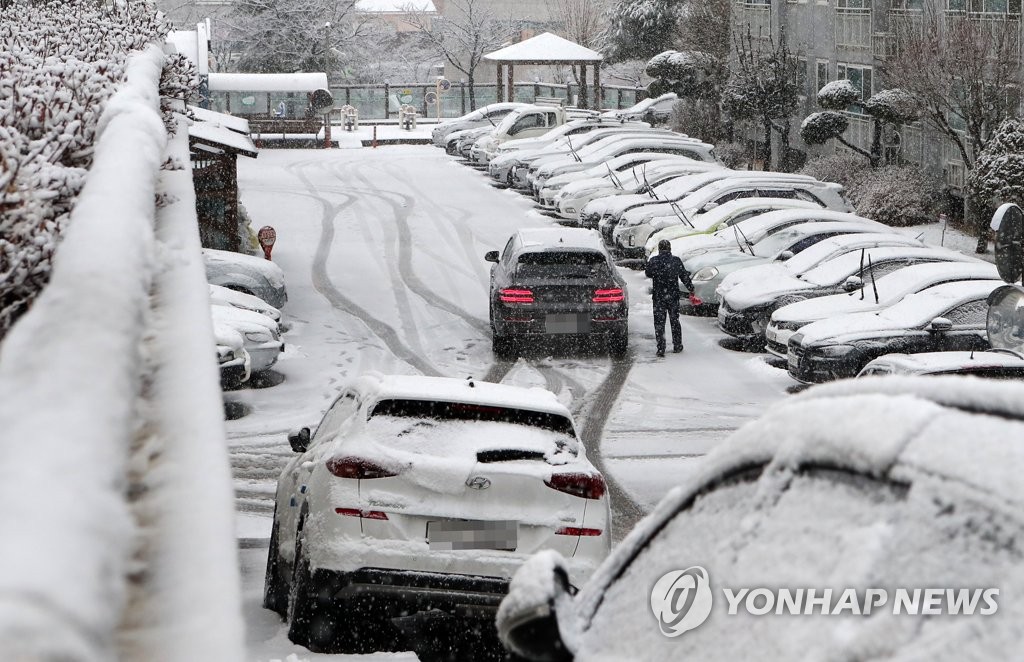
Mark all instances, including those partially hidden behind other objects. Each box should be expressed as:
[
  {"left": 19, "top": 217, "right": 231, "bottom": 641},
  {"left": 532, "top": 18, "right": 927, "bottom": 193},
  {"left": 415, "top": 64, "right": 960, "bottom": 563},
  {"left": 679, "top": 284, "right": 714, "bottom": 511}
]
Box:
[
  {"left": 612, "top": 178, "right": 850, "bottom": 257},
  {"left": 209, "top": 283, "right": 283, "bottom": 325},
  {"left": 858, "top": 349, "right": 1024, "bottom": 378},
  {"left": 765, "top": 260, "right": 999, "bottom": 358},
  {"left": 601, "top": 92, "right": 678, "bottom": 123},
  {"left": 203, "top": 248, "right": 287, "bottom": 310},
  {"left": 431, "top": 102, "right": 527, "bottom": 147},
  {"left": 263, "top": 374, "right": 611, "bottom": 654},
  {"left": 644, "top": 198, "right": 824, "bottom": 258},
  {"left": 214, "top": 322, "right": 250, "bottom": 389},
  {"left": 209, "top": 304, "right": 283, "bottom": 373}
]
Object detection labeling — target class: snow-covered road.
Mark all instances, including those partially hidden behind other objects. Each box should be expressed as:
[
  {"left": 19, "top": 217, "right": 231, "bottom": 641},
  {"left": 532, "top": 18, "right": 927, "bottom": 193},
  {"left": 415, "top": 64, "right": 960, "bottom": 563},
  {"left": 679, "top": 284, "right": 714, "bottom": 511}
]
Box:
[{"left": 229, "top": 147, "right": 793, "bottom": 660}]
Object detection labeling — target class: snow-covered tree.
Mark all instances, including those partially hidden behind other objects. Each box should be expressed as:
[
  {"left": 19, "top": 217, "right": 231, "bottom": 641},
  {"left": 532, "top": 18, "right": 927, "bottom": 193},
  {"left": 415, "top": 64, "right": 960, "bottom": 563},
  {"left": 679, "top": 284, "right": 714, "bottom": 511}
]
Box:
[
  {"left": 816, "top": 79, "right": 860, "bottom": 110},
  {"left": 968, "top": 117, "right": 1024, "bottom": 210},
  {"left": 723, "top": 28, "right": 801, "bottom": 169},
  {"left": 602, "top": 0, "right": 683, "bottom": 62},
  {"left": 646, "top": 49, "right": 728, "bottom": 142},
  {"left": 0, "top": 0, "right": 183, "bottom": 337},
  {"left": 403, "top": 0, "right": 519, "bottom": 111}
]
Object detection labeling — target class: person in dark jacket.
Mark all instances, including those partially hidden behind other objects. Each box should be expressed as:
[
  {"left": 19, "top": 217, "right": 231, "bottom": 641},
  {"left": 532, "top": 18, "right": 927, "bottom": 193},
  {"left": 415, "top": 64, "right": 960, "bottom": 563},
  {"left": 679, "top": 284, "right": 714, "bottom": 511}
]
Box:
[{"left": 645, "top": 239, "right": 698, "bottom": 357}]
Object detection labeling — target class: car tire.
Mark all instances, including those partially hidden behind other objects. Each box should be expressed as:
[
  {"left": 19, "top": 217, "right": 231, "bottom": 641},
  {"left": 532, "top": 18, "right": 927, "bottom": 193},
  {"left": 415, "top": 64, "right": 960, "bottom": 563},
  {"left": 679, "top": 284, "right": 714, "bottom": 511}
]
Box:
[
  {"left": 492, "top": 333, "right": 516, "bottom": 359},
  {"left": 609, "top": 332, "right": 628, "bottom": 358},
  {"left": 262, "top": 506, "right": 289, "bottom": 617}
]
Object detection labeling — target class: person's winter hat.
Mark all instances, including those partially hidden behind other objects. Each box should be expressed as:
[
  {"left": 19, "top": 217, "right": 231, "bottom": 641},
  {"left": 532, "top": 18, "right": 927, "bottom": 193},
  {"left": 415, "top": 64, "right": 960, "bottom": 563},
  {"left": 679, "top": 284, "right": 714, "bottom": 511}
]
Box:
[{"left": 658, "top": 239, "right": 672, "bottom": 253}]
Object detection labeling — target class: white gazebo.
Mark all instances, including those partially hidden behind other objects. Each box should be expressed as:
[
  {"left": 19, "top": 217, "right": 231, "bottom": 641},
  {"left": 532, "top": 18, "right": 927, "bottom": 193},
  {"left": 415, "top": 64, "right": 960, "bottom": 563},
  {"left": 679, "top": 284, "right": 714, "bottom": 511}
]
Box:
[{"left": 483, "top": 32, "right": 604, "bottom": 109}]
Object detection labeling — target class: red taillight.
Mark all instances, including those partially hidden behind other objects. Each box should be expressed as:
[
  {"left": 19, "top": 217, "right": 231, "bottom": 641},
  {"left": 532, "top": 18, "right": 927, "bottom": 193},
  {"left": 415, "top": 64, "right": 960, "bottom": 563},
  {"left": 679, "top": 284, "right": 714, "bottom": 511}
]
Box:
[
  {"left": 325, "top": 457, "right": 398, "bottom": 479},
  {"left": 593, "top": 288, "right": 624, "bottom": 303},
  {"left": 500, "top": 288, "right": 534, "bottom": 304},
  {"left": 545, "top": 472, "right": 606, "bottom": 500},
  {"left": 335, "top": 508, "right": 389, "bottom": 520},
  {"left": 555, "top": 526, "right": 603, "bottom": 536}
]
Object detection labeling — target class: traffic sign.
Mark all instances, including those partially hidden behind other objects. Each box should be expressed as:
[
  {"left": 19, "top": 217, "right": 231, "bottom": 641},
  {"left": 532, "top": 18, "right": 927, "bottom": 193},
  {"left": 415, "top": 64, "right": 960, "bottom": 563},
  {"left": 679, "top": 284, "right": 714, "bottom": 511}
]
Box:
[
  {"left": 425, "top": 91, "right": 438, "bottom": 105},
  {"left": 437, "top": 78, "right": 451, "bottom": 92}
]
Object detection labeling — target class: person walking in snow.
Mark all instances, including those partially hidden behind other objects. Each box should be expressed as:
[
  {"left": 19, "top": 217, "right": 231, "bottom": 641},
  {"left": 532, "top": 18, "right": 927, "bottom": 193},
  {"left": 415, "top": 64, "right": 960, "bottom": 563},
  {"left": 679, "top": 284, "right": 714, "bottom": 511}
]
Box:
[{"left": 645, "top": 239, "right": 699, "bottom": 357}]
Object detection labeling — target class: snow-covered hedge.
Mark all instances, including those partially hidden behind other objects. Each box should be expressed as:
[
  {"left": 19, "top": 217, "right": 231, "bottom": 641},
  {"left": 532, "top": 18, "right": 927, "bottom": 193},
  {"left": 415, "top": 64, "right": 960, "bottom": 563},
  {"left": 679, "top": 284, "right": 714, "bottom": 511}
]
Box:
[
  {"left": 0, "top": 0, "right": 193, "bottom": 338},
  {"left": 800, "top": 111, "right": 849, "bottom": 145},
  {"left": 816, "top": 79, "right": 860, "bottom": 110},
  {"left": 801, "top": 154, "right": 942, "bottom": 226}
]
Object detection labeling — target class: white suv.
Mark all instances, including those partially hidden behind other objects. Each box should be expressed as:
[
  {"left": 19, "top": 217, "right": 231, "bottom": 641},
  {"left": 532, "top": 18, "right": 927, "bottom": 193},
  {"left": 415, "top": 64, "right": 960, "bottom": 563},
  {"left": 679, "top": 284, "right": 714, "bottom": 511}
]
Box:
[{"left": 264, "top": 373, "right": 611, "bottom": 654}]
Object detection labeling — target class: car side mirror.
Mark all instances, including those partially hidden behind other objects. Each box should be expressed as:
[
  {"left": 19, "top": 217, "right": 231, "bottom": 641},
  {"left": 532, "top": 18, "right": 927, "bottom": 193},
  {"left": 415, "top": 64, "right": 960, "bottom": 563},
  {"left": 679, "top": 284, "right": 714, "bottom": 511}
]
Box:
[
  {"left": 497, "top": 551, "right": 575, "bottom": 662},
  {"left": 928, "top": 317, "right": 953, "bottom": 333},
  {"left": 776, "top": 250, "right": 795, "bottom": 261},
  {"left": 485, "top": 250, "right": 500, "bottom": 263},
  {"left": 288, "top": 427, "right": 311, "bottom": 453},
  {"left": 843, "top": 275, "right": 864, "bottom": 292},
  {"left": 701, "top": 202, "right": 719, "bottom": 213}
]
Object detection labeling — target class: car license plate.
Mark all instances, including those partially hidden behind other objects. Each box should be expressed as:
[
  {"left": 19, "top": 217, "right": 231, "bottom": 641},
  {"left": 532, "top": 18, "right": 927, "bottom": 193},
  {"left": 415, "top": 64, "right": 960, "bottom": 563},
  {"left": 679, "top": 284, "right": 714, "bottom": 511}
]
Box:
[
  {"left": 428, "top": 520, "right": 517, "bottom": 551},
  {"left": 787, "top": 352, "right": 799, "bottom": 371},
  {"left": 545, "top": 313, "right": 589, "bottom": 334}
]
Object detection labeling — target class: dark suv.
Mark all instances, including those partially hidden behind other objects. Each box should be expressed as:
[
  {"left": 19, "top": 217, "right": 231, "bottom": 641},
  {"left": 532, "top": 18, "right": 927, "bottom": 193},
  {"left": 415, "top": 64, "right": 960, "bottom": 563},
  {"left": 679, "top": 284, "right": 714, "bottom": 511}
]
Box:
[{"left": 486, "top": 228, "right": 628, "bottom": 358}]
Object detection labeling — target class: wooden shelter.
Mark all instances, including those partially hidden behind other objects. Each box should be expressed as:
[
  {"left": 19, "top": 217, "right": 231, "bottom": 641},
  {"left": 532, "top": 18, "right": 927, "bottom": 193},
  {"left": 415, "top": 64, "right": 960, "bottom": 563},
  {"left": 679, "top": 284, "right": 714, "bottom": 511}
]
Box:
[{"left": 483, "top": 33, "right": 604, "bottom": 109}]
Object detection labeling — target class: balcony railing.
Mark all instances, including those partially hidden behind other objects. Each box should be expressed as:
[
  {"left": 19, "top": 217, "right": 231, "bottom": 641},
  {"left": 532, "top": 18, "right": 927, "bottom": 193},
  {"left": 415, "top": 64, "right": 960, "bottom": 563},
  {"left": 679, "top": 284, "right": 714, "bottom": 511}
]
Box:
[
  {"left": 735, "top": 2, "right": 773, "bottom": 40},
  {"left": 836, "top": 7, "right": 873, "bottom": 49}
]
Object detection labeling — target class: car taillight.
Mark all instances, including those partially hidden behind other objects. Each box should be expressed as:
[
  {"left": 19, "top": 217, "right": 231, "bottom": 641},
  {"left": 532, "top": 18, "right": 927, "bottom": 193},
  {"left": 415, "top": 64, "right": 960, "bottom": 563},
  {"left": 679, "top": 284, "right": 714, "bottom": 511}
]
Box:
[
  {"left": 545, "top": 472, "right": 606, "bottom": 500},
  {"left": 335, "top": 508, "right": 389, "bottom": 520},
  {"left": 555, "top": 526, "right": 603, "bottom": 536},
  {"left": 325, "top": 457, "right": 398, "bottom": 479},
  {"left": 500, "top": 288, "right": 534, "bottom": 304},
  {"left": 593, "top": 288, "right": 624, "bottom": 303}
]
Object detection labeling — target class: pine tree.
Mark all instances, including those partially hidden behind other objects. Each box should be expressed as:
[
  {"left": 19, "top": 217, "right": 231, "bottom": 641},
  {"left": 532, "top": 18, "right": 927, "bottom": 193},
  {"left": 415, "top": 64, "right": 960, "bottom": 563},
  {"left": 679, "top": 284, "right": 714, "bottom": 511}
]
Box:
[
  {"left": 603, "top": 0, "right": 683, "bottom": 62},
  {"left": 968, "top": 117, "right": 1024, "bottom": 209}
]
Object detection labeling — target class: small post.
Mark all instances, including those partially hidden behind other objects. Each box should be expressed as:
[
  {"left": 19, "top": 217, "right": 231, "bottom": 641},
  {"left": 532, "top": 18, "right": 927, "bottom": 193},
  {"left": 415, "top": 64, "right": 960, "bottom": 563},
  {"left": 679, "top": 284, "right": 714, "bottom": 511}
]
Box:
[
  {"left": 939, "top": 212, "right": 949, "bottom": 246},
  {"left": 460, "top": 80, "right": 466, "bottom": 115},
  {"left": 373, "top": 124, "right": 378, "bottom": 148},
  {"left": 323, "top": 113, "right": 331, "bottom": 149},
  {"left": 258, "top": 226, "right": 277, "bottom": 260},
  {"left": 383, "top": 81, "right": 390, "bottom": 118}
]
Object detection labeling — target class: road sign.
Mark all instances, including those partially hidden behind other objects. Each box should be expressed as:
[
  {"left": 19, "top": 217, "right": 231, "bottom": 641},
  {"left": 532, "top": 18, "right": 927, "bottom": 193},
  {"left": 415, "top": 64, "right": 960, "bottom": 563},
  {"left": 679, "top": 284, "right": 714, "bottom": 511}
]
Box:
[
  {"left": 437, "top": 78, "right": 451, "bottom": 92},
  {"left": 258, "top": 226, "right": 277, "bottom": 260},
  {"left": 425, "top": 91, "right": 438, "bottom": 105}
]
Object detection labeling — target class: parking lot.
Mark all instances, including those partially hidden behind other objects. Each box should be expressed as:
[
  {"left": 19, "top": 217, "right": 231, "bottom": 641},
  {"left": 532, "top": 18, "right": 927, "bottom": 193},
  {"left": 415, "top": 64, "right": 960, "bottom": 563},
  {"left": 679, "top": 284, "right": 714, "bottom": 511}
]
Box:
[{"left": 227, "top": 146, "right": 795, "bottom": 659}]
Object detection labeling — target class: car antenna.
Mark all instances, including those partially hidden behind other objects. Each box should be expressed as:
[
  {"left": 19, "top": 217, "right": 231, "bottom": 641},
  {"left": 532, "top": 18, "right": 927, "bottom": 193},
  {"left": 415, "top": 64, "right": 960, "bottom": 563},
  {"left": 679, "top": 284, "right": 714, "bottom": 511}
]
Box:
[
  {"left": 867, "top": 254, "right": 879, "bottom": 304},
  {"left": 970, "top": 348, "right": 976, "bottom": 360},
  {"left": 858, "top": 248, "right": 866, "bottom": 300}
]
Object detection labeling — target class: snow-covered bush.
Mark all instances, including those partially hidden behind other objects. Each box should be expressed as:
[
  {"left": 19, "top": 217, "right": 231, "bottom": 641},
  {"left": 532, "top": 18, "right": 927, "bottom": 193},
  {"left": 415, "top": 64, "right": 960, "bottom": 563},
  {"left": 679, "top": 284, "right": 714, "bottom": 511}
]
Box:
[
  {"left": 817, "top": 79, "right": 860, "bottom": 110},
  {"left": 646, "top": 49, "right": 725, "bottom": 99},
  {"left": 670, "top": 98, "right": 725, "bottom": 143},
  {"left": 0, "top": 0, "right": 189, "bottom": 338},
  {"left": 862, "top": 88, "right": 919, "bottom": 124},
  {"left": 798, "top": 153, "right": 866, "bottom": 189},
  {"left": 800, "top": 111, "right": 850, "bottom": 145},
  {"left": 713, "top": 141, "right": 749, "bottom": 169},
  {"left": 967, "top": 117, "right": 1024, "bottom": 207}
]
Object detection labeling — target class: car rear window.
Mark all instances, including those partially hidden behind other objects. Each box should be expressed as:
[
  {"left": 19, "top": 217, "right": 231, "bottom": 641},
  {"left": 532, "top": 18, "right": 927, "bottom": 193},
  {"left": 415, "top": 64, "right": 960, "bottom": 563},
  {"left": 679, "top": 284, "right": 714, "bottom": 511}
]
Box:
[
  {"left": 369, "top": 398, "right": 576, "bottom": 435},
  {"left": 515, "top": 251, "right": 611, "bottom": 279}
]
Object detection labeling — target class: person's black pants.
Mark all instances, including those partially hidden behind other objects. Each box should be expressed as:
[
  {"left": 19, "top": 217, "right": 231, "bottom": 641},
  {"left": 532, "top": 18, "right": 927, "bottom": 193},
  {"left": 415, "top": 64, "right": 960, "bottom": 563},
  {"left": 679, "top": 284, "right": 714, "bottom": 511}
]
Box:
[{"left": 653, "top": 293, "right": 681, "bottom": 352}]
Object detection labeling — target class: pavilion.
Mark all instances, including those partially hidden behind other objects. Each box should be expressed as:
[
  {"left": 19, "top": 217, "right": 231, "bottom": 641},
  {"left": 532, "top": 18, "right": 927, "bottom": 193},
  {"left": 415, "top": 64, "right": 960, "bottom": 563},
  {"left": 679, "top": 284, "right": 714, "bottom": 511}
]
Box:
[{"left": 483, "top": 32, "right": 604, "bottom": 109}]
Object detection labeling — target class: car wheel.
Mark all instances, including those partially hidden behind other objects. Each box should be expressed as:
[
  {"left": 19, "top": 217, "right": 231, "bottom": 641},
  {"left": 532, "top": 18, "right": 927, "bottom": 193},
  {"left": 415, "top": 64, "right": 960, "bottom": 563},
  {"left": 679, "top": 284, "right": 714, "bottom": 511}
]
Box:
[
  {"left": 492, "top": 333, "right": 516, "bottom": 359},
  {"left": 262, "top": 505, "right": 289, "bottom": 617},
  {"left": 609, "top": 332, "right": 628, "bottom": 358}
]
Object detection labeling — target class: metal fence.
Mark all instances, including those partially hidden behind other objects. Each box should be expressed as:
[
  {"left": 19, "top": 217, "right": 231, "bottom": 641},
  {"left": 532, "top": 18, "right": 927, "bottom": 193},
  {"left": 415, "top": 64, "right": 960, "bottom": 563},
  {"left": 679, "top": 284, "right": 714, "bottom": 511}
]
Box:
[{"left": 328, "top": 82, "right": 645, "bottom": 120}]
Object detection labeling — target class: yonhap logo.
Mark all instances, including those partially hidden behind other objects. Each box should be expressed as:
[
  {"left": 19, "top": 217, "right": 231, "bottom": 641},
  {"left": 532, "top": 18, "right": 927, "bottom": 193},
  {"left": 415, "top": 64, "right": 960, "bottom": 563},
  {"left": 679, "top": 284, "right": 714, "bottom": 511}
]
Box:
[{"left": 650, "top": 566, "right": 714, "bottom": 637}]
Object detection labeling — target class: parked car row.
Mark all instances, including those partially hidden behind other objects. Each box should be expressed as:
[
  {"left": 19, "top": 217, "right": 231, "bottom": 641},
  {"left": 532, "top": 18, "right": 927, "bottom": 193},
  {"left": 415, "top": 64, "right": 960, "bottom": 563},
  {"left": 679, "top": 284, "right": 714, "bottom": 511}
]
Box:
[{"left": 203, "top": 248, "right": 287, "bottom": 389}]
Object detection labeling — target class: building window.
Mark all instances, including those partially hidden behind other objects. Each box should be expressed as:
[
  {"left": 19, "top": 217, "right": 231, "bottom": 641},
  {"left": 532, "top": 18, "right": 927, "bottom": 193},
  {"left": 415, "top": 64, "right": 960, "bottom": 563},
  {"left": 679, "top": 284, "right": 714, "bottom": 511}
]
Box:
[
  {"left": 837, "top": 63, "right": 873, "bottom": 103},
  {"left": 816, "top": 59, "right": 829, "bottom": 94},
  {"left": 890, "top": 0, "right": 924, "bottom": 9}
]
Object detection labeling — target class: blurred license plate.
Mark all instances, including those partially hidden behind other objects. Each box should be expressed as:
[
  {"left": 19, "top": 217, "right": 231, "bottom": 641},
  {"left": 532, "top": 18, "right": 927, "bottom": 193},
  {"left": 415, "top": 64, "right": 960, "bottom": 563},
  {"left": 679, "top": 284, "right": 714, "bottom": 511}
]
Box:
[
  {"left": 765, "top": 327, "right": 778, "bottom": 343},
  {"left": 788, "top": 352, "right": 799, "bottom": 371},
  {"left": 428, "top": 520, "right": 517, "bottom": 551},
  {"left": 545, "top": 314, "right": 589, "bottom": 334}
]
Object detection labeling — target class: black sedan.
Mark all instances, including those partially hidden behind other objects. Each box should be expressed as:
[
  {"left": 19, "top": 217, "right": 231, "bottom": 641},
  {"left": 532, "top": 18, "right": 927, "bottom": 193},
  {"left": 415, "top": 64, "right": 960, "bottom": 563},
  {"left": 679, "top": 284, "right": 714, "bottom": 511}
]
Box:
[
  {"left": 487, "top": 228, "right": 628, "bottom": 357},
  {"left": 787, "top": 279, "right": 1002, "bottom": 383}
]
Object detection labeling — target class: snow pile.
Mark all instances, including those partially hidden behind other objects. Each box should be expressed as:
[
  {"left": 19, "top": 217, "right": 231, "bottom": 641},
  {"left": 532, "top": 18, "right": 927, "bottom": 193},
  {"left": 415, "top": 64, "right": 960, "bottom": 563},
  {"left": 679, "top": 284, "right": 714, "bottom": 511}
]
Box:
[{"left": 0, "top": 0, "right": 191, "bottom": 337}]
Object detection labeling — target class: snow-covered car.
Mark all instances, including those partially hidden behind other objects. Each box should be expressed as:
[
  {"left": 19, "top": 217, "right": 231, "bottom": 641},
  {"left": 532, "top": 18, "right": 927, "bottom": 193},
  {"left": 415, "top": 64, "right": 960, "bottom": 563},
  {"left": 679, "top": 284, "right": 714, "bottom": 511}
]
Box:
[
  {"left": 644, "top": 199, "right": 825, "bottom": 258},
  {"left": 685, "top": 218, "right": 891, "bottom": 306},
  {"left": 203, "top": 248, "right": 287, "bottom": 310},
  {"left": 209, "top": 283, "right": 282, "bottom": 325},
  {"left": 214, "top": 322, "right": 250, "bottom": 389},
  {"left": 486, "top": 228, "right": 628, "bottom": 357},
  {"left": 506, "top": 127, "right": 680, "bottom": 189},
  {"left": 469, "top": 105, "right": 600, "bottom": 165},
  {"left": 487, "top": 119, "right": 652, "bottom": 184},
  {"left": 766, "top": 260, "right": 1000, "bottom": 358},
  {"left": 264, "top": 373, "right": 611, "bottom": 654},
  {"left": 858, "top": 349, "right": 1024, "bottom": 379},
  {"left": 601, "top": 92, "right": 678, "bottom": 124},
  {"left": 445, "top": 125, "right": 493, "bottom": 156},
  {"left": 529, "top": 135, "right": 717, "bottom": 195},
  {"left": 431, "top": 102, "right": 527, "bottom": 147},
  {"left": 209, "top": 304, "right": 283, "bottom": 373},
  {"left": 545, "top": 157, "right": 722, "bottom": 219},
  {"left": 716, "top": 233, "right": 928, "bottom": 344},
  {"left": 611, "top": 177, "right": 851, "bottom": 257},
  {"left": 787, "top": 279, "right": 1003, "bottom": 383},
  {"left": 498, "top": 376, "right": 1024, "bottom": 661}
]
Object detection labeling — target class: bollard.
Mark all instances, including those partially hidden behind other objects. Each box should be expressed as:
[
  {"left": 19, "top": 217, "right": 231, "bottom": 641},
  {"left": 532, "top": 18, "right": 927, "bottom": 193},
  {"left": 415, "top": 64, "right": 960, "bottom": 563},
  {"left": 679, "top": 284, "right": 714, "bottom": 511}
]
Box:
[{"left": 373, "top": 125, "right": 378, "bottom": 148}]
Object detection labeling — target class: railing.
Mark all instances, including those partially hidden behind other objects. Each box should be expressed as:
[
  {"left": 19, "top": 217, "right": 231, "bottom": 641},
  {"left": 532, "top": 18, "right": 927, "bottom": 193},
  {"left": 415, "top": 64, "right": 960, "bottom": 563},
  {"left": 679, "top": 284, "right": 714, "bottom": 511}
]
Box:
[
  {"left": 836, "top": 7, "right": 873, "bottom": 49},
  {"left": 837, "top": 112, "right": 873, "bottom": 156}
]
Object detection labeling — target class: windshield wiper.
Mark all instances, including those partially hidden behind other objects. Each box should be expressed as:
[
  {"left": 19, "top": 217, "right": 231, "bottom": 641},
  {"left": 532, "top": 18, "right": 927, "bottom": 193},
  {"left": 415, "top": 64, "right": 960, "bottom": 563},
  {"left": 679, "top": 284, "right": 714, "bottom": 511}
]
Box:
[{"left": 734, "top": 224, "right": 755, "bottom": 255}]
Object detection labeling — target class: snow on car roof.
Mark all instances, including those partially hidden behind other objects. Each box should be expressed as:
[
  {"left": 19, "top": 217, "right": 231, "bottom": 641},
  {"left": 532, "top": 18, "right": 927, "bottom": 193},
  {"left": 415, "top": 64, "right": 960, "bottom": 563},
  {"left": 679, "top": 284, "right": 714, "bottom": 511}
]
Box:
[
  {"left": 797, "top": 244, "right": 979, "bottom": 286},
  {"left": 862, "top": 350, "right": 1024, "bottom": 375},
  {"left": 782, "top": 232, "right": 923, "bottom": 274},
  {"left": 797, "top": 279, "right": 1004, "bottom": 345},
  {"left": 209, "top": 303, "right": 278, "bottom": 330},
  {"left": 202, "top": 248, "right": 286, "bottom": 288},
  {"left": 575, "top": 374, "right": 1024, "bottom": 627},
  {"left": 359, "top": 373, "right": 572, "bottom": 418},
  {"left": 772, "top": 260, "right": 998, "bottom": 323},
  {"left": 517, "top": 227, "right": 605, "bottom": 251},
  {"left": 716, "top": 208, "right": 870, "bottom": 235}
]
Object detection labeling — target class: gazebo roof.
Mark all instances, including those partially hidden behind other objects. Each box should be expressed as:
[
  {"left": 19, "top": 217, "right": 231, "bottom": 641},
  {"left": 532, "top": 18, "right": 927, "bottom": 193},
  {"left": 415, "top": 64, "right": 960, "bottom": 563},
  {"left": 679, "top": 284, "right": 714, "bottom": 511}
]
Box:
[{"left": 483, "top": 32, "right": 603, "bottom": 64}]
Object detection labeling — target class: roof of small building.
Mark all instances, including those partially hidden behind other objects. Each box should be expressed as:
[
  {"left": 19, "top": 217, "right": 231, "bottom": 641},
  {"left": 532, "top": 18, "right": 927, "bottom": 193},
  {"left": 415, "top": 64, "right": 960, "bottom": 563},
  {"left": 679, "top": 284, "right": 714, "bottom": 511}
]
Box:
[
  {"left": 484, "top": 32, "right": 603, "bottom": 64},
  {"left": 188, "top": 105, "right": 250, "bottom": 134},
  {"left": 208, "top": 72, "right": 329, "bottom": 93}
]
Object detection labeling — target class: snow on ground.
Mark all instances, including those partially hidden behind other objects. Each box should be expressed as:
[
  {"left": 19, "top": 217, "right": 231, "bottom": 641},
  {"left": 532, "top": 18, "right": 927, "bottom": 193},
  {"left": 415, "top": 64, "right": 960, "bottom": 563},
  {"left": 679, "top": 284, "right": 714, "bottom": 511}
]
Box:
[{"left": 228, "top": 145, "right": 988, "bottom": 659}]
